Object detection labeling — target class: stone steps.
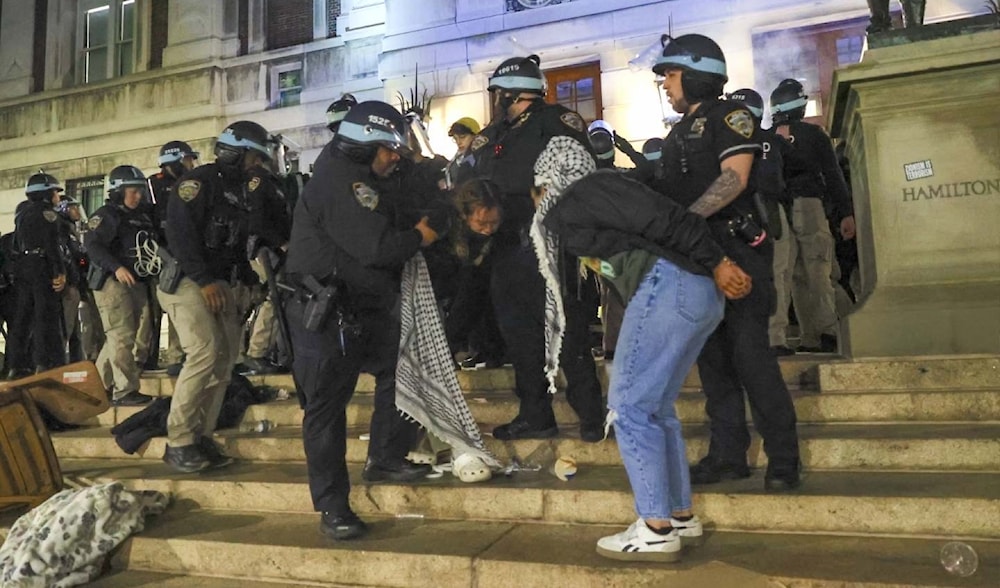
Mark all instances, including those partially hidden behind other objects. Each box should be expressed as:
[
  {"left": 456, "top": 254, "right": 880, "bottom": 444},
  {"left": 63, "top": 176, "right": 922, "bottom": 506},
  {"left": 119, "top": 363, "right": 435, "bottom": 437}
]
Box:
[
  {"left": 59, "top": 459, "right": 1000, "bottom": 539},
  {"left": 136, "top": 355, "right": 827, "bottom": 397},
  {"left": 96, "top": 507, "right": 1000, "bottom": 588},
  {"left": 30, "top": 355, "right": 1000, "bottom": 586},
  {"left": 53, "top": 422, "right": 1000, "bottom": 471},
  {"left": 90, "top": 388, "right": 1000, "bottom": 429}
]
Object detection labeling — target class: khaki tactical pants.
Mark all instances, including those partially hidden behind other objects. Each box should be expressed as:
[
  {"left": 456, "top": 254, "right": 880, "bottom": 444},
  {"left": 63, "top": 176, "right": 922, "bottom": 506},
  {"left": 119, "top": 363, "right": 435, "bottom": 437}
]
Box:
[
  {"left": 159, "top": 277, "right": 242, "bottom": 447},
  {"left": 94, "top": 278, "right": 148, "bottom": 399},
  {"left": 768, "top": 197, "right": 838, "bottom": 348}
]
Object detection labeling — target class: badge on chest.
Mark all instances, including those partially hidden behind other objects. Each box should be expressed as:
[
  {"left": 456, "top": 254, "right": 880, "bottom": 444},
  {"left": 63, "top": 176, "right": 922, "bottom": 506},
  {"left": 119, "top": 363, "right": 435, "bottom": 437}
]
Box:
[{"left": 353, "top": 182, "right": 379, "bottom": 211}]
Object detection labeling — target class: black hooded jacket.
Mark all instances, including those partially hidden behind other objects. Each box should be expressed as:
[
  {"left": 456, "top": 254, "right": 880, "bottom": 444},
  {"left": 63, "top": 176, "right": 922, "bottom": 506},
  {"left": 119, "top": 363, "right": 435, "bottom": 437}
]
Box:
[{"left": 542, "top": 170, "right": 726, "bottom": 279}]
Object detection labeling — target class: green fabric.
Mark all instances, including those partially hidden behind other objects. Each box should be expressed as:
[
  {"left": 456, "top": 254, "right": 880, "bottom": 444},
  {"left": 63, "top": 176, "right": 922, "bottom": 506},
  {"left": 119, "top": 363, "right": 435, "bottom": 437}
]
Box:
[{"left": 585, "top": 249, "right": 659, "bottom": 305}]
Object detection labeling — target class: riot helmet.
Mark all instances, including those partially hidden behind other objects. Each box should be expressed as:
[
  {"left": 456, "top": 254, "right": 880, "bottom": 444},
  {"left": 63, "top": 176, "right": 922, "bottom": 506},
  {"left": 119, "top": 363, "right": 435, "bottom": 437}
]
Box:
[
  {"left": 770, "top": 79, "right": 808, "bottom": 124},
  {"left": 652, "top": 34, "right": 728, "bottom": 103},
  {"left": 106, "top": 165, "right": 148, "bottom": 207},
  {"left": 158, "top": 140, "right": 200, "bottom": 176},
  {"left": 488, "top": 55, "right": 546, "bottom": 122},
  {"left": 215, "top": 120, "right": 273, "bottom": 169},
  {"left": 326, "top": 93, "right": 358, "bottom": 133},
  {"left": 728, "top": 88, "right": 765, "bottom": 120},
  {"left": 587, "top": 120, "right": 616, "bottom": 161},
  {"left": 333, "top": 101, "right": 411, "bottom": 164},
  {"left": 25, "top": 171, "right": 64, "bottom": 201},
  {"left": 55, "top": 196, "right": 81, "bottom": 217},
  {"left": 488, "top": 55, "right": 546, "bottom": 95},
  {"left": 642, "top": 137, "right": 664, "bottom": 161}
]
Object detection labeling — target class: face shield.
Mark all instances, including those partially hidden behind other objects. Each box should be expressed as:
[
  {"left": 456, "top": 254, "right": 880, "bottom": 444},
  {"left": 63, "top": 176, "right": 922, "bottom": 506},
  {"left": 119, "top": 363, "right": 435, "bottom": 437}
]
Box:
[{"left": 404, "top": 112, "right": 436, "bottom": 159}]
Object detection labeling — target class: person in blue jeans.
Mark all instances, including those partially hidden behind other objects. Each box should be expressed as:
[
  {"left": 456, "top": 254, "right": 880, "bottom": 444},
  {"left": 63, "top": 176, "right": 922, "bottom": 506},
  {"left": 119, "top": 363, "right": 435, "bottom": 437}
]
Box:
[{"left": 530, "top": 136, "right": 751, "bottom": 562}]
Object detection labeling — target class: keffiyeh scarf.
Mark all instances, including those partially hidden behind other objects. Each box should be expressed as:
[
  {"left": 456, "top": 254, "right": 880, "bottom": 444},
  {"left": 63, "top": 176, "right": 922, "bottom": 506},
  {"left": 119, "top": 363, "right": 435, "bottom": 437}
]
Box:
[
  {"left": 530, "top": 135, "right": 598, "bottom": 394},
  {"left": 396, "top": 252, "right": 500, "bottom": 468}
]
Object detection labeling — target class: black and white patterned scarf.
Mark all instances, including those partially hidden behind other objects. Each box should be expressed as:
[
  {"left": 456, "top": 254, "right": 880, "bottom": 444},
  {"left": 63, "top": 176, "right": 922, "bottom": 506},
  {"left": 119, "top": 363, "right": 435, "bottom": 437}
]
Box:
[
  {"left": 396, "top": 252, "right": 500, "bottom": 468},
  {"left": 530, "top": 136, "right": 597, "bottom": 394}
]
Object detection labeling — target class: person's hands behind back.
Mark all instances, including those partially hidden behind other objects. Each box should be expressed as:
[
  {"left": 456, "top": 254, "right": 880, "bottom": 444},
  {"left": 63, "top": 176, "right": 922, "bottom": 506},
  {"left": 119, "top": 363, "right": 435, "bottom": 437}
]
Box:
[{"left": 713, "top": 257, "right": 752, "bottom": 299}]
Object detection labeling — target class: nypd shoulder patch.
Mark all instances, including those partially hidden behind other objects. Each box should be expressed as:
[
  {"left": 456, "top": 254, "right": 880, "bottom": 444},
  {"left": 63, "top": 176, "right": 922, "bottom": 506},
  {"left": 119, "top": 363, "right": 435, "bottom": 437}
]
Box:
[
  {"left": 43, "top": 210, "right": 58, "bottom": 223},
  {"left": 353, "top": 182, "right": 379, "bottom": 211},
  {"left": 724, "top": 109, "right": 755, "bottom": 139},
  {"left": 88, "top": 215, "right": 102, "bottom": 230},
  {"left": 560, "top": 112, "right": 585, "bottom": 133},
  {"left": 248, "top": 177, "right": 261, "bottom": 192},
  {"left": 177, "top": 179, "right": 201, "bottom": 202},
  {"left": 471, "top": 135, "right": 489, "bottom": 152}
]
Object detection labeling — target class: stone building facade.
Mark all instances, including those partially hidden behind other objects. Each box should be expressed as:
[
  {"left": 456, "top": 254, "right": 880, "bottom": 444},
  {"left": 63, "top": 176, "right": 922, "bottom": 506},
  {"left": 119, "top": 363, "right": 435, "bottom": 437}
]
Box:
[{"left": 0, "top": 0, "right": 984, "bottom": 230}]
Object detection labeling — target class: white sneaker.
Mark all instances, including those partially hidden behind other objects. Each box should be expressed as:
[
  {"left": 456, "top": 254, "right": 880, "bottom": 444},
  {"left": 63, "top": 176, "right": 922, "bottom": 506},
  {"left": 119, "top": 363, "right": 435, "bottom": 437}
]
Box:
[
  {"left": 596, "top": 519, "right": 681, "bottom": 562},
  {"left": 670, "top": 515, "right": 704, "bottom": 547}
]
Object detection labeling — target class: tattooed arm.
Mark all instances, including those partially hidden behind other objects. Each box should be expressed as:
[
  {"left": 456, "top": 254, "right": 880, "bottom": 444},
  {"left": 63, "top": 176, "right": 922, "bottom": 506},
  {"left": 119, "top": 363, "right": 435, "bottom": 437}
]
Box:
[{"left": 688, "top": 152, "right": 754, "bottom": 218}]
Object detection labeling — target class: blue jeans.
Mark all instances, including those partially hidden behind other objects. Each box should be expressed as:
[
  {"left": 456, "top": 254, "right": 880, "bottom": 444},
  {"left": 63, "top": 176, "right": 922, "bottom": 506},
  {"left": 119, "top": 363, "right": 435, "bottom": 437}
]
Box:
[{"left": 608, "top": 258, "right": 724, "bottom": 519}]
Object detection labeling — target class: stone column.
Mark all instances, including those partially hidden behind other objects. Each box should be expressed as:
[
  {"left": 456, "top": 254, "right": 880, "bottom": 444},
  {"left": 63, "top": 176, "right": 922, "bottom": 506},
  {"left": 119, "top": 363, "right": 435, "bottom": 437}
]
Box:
[
  {"left": 828, "top": 26, "right": 1000, "bottom": 357},
  {"left": 0, "top": 0, "right": 36, "bottom": 99},
  {"left": 161, "top": 0, "right": 241, "bottom": 67}
]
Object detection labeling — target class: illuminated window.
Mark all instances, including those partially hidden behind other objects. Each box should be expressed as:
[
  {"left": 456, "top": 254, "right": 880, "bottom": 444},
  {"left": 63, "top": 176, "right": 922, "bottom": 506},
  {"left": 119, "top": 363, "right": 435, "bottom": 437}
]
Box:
[
  {"left": 79, "top": 0, "right": 136, "bottom": 84},
  {"left": 65, "top": 176, "right": 106, "bottom": 216},
  {"left": 271, "top": 63, "right": 303, "bottom": 109},
  {"left": 544, "top": 62, "right": 602, "bottom": 123}
]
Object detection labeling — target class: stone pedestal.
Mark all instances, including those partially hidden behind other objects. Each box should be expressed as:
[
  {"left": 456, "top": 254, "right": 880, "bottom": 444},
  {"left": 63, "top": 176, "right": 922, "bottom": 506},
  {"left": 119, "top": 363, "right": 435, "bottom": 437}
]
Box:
[{"left": 828, "top": 23, "right": 1000, "bottom": 358}]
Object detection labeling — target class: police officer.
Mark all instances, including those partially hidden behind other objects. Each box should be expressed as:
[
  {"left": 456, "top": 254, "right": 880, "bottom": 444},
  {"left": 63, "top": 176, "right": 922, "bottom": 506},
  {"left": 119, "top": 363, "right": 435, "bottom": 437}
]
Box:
[
  {"left": 55, "top": 196, "right": 87, "bottom": 363},
  {"left": 284, "top": 101, "right": 439, "bottom": 541},
  {"left": 150, "top": 140, "right": 201, "bottom": 241},
  {"left": 144, "top": 140, "right": 200, "bottom": 371},
  {"left": 769, "top": 79, "right": 854, "bottom": 353},
  {"left": 159, "top": 121, "right": 266, "bottom": 473},
  {"left": 727, "top": 88, "right": 796, "bottom": 355},
  {"left": 588, "top": 120, "right": 617, "bottom": 169},
  {"left": 470, "top": 54, "right": 605, "bottom": 441},
  {"left": 243, "top": 153, "right": 293, "bottom": 374},
  {"left": 6, "top": 172, "right": 68, "bottom": 378},
  {"left": 651, "top": 34, "right": 802, "bottom": 491},
  {"left": 84, "top": 166, "right": 159, "bottom": 406},
  {"left": 325, "top": 93, "right": 358, "bottom": 134}
]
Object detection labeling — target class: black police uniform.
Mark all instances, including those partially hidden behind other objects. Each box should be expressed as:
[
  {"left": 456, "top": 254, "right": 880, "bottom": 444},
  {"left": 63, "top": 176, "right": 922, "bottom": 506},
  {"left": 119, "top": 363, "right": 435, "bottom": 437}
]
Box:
[
  {"left": 84, "top": 202, "right": 156, "bottom": 283},
  {"left": 8, "top": 199, "right": 66, "bottom": 373},
  {"left": 245, "top": 164, "right": 292, "bottom": 251},
  {"left": 166, "top": 163, "right": 257, "bottom": 288},
  {"left": 777, "top": 120, "right": 853, "bottom": 224},
  {"left": 757, "top": 127, "right": 790, "bottom": 235},
  {"left": 284, "top": 142, "right": 424, "bottom": 517},
  {"left": 657, "top": 98, "right": 801, "bottom": 479},
  {"left": 471, "top": 99, "right": 604, "bottom": 435},
  {"left": 148, "top": 171, "right": 179, "bottom": 245},
  {"left": 57, "top": 213, "right": 87, "bottom": 361}
]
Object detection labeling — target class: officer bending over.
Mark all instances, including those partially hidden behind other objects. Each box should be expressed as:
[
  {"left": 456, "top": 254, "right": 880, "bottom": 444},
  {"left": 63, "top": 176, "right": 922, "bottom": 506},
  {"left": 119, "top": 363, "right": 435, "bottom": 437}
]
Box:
[{"left": 284, "top": 101, "right": 440, "bottom": 541}]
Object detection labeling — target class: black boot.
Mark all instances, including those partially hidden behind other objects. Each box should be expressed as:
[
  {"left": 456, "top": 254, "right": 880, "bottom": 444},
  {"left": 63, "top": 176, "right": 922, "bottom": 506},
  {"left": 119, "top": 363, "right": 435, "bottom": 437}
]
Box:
[
  {"left": 361, "top": 457, "right": 432, "bottom": 482},
  {"left": 319, "top": 511, "right": 368, "bottom": 540}
]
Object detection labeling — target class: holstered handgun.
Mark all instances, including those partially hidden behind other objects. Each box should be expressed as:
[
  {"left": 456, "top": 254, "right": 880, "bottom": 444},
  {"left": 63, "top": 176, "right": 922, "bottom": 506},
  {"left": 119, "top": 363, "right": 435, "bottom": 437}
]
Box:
[
  {"left": 300, "top": 275, "right": 336, "bottom": 332},
  {"left": 157, "top": 247, "right": 183, "bottom": 294},
  {"left": 86, "top": 264, "right": 109, "bottom": 291}
]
